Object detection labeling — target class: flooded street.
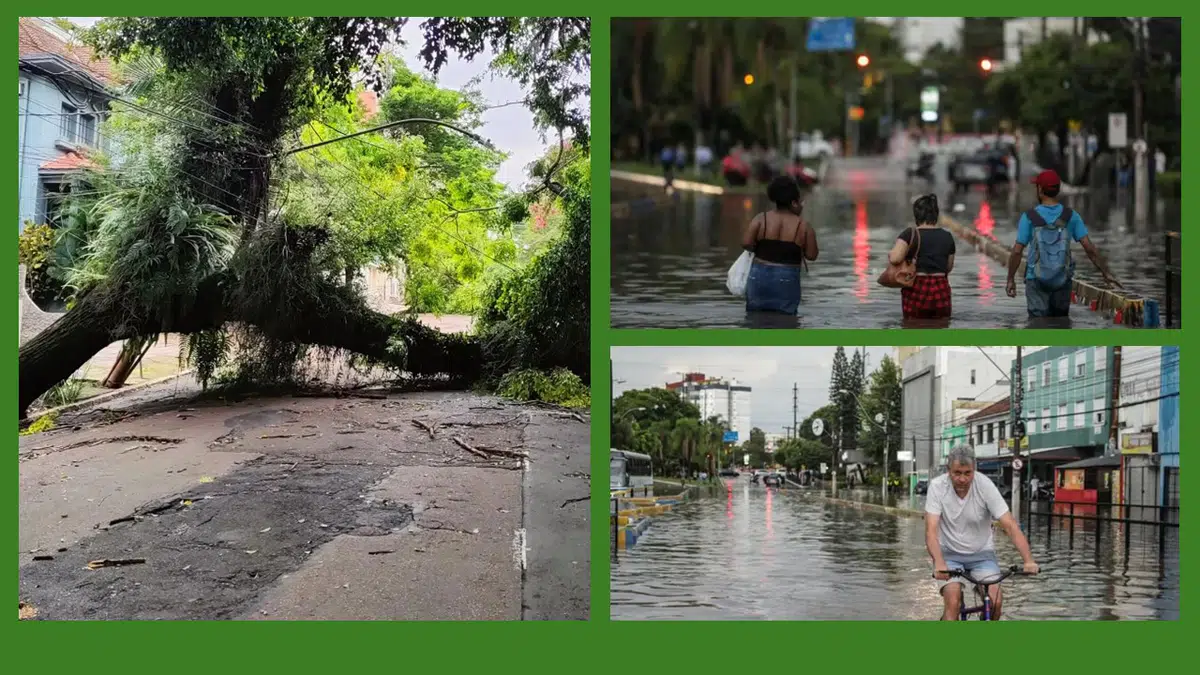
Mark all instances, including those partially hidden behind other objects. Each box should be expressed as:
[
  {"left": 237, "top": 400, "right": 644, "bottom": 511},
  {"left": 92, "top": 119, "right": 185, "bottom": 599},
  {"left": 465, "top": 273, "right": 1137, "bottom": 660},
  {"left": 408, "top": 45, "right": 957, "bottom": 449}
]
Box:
[
  {"left": 610, "top": 159, "right": 1177, "bottom": 329},
  {"left": 611, "top": 481, "right": 1179, "bottom": 621}
]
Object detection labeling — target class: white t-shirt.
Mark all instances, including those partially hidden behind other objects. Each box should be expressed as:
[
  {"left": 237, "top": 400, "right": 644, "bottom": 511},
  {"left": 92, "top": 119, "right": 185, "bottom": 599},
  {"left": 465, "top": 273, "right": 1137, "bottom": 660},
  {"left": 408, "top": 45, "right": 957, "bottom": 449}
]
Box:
[{"left": 925, "top": 472, "right": 1010, "bottom": 559}]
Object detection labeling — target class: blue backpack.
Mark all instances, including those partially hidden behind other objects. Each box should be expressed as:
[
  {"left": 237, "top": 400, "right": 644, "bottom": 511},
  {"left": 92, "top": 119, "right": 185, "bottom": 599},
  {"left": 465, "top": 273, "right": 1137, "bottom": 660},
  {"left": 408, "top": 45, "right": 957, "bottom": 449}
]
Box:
[{"left": 1026, "top": 207, "right": 1075, "bottom": 291}]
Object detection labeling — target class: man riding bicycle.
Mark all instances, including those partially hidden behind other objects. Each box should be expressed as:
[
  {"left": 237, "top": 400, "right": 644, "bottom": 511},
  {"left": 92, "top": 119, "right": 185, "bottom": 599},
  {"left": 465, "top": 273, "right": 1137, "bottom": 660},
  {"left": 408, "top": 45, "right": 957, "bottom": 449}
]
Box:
[{"left": 925, "top": 446, "right": 1040, "bottom": 620}]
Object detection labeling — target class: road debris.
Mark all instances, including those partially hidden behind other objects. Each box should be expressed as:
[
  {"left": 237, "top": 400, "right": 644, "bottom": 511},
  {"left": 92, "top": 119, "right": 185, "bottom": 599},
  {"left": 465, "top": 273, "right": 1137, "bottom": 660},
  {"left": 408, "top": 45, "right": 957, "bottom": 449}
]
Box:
[{"left": 87, "top": 558, "right": 146, "bottom": 570}]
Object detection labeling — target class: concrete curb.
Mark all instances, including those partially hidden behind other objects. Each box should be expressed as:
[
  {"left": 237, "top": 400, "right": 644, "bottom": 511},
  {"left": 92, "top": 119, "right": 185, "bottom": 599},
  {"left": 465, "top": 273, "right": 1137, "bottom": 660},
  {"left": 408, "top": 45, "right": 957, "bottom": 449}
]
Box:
[
  {"left": 819, "top": 494, "right": 924, "bottom": 520},
  {"left": 610, "top": 170, "right": 725, "bottom": 195},
  {"left": 27, "top": 368, "right": 195, "bottom": 421},
  {"left": 939, "top": 214, "right": 1159, "bottom": 326}
]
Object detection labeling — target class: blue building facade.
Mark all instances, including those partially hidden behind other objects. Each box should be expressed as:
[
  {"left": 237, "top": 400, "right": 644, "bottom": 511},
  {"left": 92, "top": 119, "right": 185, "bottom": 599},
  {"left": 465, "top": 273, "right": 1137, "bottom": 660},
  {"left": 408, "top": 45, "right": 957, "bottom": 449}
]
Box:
[
  {"left": 18, "top": 18, "right": 115, "bottom": 231},
  {"left": 1158, "top": 346, "right": 1180, "bottom": 507}
]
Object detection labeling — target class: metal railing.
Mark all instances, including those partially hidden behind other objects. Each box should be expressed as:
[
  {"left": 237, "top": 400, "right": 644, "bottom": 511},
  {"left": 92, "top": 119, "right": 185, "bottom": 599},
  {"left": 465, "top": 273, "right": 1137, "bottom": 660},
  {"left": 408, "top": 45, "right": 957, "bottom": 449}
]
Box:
[
  {"left": 1165, "top": 231, "right": 1181, "bottom": 328},
  {"left": 1022, "top": 498, "right": 1179, "bottom": 559}
]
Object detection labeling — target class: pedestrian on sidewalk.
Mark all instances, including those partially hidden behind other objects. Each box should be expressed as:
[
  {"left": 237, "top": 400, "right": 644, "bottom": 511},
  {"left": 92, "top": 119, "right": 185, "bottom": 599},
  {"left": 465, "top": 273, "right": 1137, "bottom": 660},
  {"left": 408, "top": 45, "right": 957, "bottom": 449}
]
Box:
[
  {"left": 888, "top": 194, "right": 956, "bottom": 322},
  {"left": 741, "top": 176, "right": 819, "bottom": 315},
  {"left": 1005, "top": 170, "right": 1122, "bottom": 319}
]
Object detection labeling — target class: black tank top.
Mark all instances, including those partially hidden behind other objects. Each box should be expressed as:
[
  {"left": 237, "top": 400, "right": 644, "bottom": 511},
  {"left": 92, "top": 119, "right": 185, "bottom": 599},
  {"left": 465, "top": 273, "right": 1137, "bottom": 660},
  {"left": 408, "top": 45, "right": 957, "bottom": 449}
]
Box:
[{"left": 754, "top": 212, "right": 807, "bottom": 265}]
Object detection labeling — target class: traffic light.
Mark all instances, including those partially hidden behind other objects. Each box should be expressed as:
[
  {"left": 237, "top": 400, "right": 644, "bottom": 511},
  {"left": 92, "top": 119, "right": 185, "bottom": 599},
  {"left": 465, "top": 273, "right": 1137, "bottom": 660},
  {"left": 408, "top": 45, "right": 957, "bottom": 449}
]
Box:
[
  {"left": 856, "top": 54, "right": 870, "bottom": 68},
  {"left": 980, "top": 58, "right": 993, "bottom": 72},
  {"left": 743, "top": 73, "right": 754, "bottom": 85}
]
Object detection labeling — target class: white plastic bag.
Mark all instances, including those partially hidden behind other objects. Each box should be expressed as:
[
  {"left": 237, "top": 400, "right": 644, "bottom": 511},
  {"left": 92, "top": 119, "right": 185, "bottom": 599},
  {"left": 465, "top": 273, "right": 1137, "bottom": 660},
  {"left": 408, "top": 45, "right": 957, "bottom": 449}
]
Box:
[{"left": 726, "top": 250, "right": 754, "bottom": 297}]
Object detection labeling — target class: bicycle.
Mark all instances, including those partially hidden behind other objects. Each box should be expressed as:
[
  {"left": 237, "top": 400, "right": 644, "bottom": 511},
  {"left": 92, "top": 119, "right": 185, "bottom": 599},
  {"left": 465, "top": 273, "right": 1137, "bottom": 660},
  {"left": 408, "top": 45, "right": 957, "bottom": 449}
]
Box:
[{"left": 933, "top": 565, "right": 1036, "bottom": 621}]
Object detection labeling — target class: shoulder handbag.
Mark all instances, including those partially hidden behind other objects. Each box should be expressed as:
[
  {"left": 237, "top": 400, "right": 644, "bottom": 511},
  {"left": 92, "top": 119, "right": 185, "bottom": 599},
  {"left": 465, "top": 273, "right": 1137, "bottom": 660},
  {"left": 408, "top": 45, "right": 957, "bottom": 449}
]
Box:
[{"left": 877, "top": 226, "right": 921, "bottom": 289}]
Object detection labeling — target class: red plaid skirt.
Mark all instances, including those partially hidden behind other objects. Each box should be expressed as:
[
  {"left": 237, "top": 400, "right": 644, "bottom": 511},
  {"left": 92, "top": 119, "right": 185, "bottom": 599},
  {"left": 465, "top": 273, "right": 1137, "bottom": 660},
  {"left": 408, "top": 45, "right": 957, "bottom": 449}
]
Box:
[{"left": 901, "top": 274, "right": 952, "bottom": 319}]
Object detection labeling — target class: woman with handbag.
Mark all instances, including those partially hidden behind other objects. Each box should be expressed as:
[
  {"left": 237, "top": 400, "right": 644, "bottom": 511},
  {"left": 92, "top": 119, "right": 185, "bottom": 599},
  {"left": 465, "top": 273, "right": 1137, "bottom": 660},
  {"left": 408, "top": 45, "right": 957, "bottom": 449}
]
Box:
[
  {"left": 740, "top": 176, "right": 819, "bottom": 315},
  {"left": 883, "top": 193, "right": 956, "bottom": 320}
]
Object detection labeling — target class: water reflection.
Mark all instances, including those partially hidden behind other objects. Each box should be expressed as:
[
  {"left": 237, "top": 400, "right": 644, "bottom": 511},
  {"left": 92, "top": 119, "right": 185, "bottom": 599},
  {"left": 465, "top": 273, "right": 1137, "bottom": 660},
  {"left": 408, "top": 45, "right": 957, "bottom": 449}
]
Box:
[
  {"left": 610, "top": 181, "right": 1142, "bottom": 329},
  {"left": 853, "top": 198, "right": 870, "bottom": 300},
  {"left": 611, "top": 485, "right": 1179, "bottom": 621}
]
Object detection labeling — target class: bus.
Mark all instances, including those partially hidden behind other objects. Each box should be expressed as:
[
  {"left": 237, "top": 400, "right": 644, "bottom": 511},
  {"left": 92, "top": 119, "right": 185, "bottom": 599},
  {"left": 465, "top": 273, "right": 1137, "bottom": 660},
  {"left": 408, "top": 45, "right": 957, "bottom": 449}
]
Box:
[{"left": 610, "top": 449, "right": 654, "bottom": 491}]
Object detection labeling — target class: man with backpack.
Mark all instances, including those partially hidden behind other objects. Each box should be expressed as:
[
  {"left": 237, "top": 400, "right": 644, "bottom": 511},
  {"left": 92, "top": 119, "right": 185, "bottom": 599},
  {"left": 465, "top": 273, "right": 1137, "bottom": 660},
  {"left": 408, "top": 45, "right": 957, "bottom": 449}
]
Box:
[{"left": 1005, "top": 170, "right": 1122, "bottom": 317}]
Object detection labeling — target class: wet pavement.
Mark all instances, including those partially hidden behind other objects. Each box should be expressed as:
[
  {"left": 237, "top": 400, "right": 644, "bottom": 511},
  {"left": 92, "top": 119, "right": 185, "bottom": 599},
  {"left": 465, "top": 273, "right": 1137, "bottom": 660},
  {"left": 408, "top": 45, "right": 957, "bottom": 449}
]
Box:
[
  {"left": 19, "top": 391, "right": 590, "bottom": 620},
  {"left": 610, "top": 158, "right": 1177, "bottom": 329},
  {"left": 611, "top": 480, "right": 1179, "bottom": 620}
]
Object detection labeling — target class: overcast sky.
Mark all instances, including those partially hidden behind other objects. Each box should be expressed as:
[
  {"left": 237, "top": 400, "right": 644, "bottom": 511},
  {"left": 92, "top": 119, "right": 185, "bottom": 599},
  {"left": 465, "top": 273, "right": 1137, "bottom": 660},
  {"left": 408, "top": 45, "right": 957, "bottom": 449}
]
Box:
[
  {"left": 66, "top": 17, "right": 582, "bottom": 187},
  {"left": 611, "top": 347, "right": 896, "bottom": 434}
]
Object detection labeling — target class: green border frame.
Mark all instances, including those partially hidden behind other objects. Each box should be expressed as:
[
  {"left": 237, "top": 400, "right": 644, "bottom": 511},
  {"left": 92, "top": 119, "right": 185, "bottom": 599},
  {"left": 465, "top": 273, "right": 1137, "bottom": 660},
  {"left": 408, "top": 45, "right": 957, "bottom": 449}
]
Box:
[{"left": 4, "top": 4, "right": 1188, "bottom": 664}]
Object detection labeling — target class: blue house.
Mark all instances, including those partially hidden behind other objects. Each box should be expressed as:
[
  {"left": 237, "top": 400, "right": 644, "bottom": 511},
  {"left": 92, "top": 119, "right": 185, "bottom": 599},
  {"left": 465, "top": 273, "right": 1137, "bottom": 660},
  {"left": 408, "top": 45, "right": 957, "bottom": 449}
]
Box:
[{"left": 18, "top": 18, "right": 117, "bottom": 231}]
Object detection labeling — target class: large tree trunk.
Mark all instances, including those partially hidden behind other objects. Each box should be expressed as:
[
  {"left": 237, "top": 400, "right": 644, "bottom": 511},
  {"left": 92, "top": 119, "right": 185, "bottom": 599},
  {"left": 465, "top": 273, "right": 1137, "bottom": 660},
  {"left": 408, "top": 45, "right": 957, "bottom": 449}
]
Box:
[{"left": 18, "top": 275, "right": 480, "bottom": 418}]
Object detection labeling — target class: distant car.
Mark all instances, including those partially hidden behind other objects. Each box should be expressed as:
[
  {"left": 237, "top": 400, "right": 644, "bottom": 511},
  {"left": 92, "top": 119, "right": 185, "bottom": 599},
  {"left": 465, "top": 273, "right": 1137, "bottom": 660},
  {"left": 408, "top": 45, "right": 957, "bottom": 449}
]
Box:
[
  {"left": 948, "top": 143, "right": 1013, "bottom": 191},
  {"left": 762, "top": 473, "right": 782, "bottom": 487},
  {"left": 915, "top": 478, "right": 929, "bottom": 495},
  {"left": 718, "top": 468, "right": 740, "bottom": 478}
]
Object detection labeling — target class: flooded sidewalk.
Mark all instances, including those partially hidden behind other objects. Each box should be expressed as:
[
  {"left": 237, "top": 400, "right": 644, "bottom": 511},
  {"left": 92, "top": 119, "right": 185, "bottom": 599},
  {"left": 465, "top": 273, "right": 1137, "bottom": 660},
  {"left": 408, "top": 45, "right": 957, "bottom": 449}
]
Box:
[{"left": 19, "top": 391, "right": 589, "bottom": 620}]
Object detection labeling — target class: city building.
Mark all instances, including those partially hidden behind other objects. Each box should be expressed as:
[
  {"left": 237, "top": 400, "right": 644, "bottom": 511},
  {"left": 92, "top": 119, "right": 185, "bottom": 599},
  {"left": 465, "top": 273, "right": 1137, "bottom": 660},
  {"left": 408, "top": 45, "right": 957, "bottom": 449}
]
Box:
[
  {"left": 1013, "top": 347, "right": 1112, "bottom": 486},
  {"left": 1117, "top": 346, "right": 1180, "bottom": 508},
  {"left": 665, "top": 372, "right": 752, "bottom": 446},
  {"left": 1000, "top": 18, "right": 1104, "bottom": 69},
  {"left": 900, "top": 346, "right": 1017, "bottom": 477},
  {"left": 19, "top": 18, "right": 118, "bottom": 231},
  {"left": 965, "top": 397, "right": 1012, "bottom": 485}
]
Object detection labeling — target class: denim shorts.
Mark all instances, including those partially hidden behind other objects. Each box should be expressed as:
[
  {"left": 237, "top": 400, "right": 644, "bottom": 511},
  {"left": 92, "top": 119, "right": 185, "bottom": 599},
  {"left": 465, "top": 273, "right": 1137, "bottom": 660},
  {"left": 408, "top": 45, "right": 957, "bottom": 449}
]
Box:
[
  {"left": 1025, "top": 279, "right": 1072, "bottom": 317},
  {"left": 745, "top": 261, "right": 802, "bottom": 315},
  {"left": 937, "top": 554, "right": 1003, "bottom": 593}
]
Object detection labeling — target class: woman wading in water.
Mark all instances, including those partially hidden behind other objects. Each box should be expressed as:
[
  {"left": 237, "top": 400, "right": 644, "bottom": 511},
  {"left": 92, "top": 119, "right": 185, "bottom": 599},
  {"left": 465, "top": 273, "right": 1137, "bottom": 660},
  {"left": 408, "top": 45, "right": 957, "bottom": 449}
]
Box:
[
  {"left": 889, "top": 194, "right": 956, "bottom": 321},
  {"left": 741, "top": 176, "right": 819, "bottom": 315}
]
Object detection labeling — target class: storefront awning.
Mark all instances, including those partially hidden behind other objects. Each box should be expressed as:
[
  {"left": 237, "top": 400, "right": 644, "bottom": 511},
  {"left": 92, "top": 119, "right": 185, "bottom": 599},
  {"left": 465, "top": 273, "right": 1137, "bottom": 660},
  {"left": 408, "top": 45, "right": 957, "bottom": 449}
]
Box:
[{"left": 1028, "top": 445, "right": 1095, "bottom": 462}]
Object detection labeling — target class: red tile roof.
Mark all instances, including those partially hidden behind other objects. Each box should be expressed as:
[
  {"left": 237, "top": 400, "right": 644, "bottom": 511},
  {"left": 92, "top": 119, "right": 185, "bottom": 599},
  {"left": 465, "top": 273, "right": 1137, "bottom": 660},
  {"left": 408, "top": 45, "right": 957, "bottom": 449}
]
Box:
[
  {"left": 966, "top": 397, "right": 1011, "bottom": 423},
  {"left": 18, "top": 18, "right": 118, "bottom": 87},
  {"left": 40, "top": 150, "right": 98, "bottom": 172}
]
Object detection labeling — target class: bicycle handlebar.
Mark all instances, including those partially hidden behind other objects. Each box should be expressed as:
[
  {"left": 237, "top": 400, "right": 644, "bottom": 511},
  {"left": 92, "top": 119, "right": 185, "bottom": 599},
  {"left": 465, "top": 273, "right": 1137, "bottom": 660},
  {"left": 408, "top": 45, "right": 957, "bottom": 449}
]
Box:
[{"left": 931, "top": 565, "right": 1038, "bottom": 582}]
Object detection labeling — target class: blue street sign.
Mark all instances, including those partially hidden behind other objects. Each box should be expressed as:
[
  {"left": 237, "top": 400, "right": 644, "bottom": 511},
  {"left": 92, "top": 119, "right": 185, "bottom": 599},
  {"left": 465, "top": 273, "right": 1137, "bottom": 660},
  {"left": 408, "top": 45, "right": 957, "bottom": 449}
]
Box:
[
  {"left": 806, "top": 18, "right": 856, "bottom": 52},
  {"left": 723, "top": 431, "right": 739, "bottom": 443}
]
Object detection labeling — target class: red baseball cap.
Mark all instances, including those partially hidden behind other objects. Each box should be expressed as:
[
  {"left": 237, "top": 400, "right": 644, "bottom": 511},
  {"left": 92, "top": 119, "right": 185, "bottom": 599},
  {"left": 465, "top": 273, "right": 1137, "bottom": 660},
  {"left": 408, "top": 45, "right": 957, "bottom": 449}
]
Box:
[{"left": 1030, "top": 169, "right": 1061, "bottom": 188}]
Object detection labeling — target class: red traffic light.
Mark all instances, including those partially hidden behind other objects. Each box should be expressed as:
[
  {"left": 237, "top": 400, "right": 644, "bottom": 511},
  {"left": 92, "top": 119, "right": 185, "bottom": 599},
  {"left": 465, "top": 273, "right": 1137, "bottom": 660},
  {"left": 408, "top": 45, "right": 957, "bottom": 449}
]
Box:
[
  {"left": 856, "top": 54, "right": 870, "bottom": 68},
  {"left": 980, "top": 58, "right": 993, "bottom": 72}
]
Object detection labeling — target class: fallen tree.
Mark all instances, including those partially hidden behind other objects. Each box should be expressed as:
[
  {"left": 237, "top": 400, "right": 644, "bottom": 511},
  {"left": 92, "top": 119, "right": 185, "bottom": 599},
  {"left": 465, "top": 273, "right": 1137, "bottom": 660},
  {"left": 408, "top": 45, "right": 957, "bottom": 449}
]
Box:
[{"left": 18, "top": 17, "right": 590, "bottom": 417}]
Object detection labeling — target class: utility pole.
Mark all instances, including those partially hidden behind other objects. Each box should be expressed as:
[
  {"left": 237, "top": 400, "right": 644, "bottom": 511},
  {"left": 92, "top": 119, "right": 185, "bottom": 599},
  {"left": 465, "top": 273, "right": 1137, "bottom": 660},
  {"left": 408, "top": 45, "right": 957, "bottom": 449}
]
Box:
[
  {"left": 880, "top": 413, "right": 889, "bottom": 502},
  {"left": 1012, "top": 347, "right": 1024, "bottom": 517},
  {"left": 909, "top": 435, "right": 917, "bottom": 501},
  {"left": 793, "top": 383, "right": 799, "bottom": 441},
  {"left": 1133, "top": 17, "right": 1149, "bottom": 226},
  {"left": 1110, "top": 347, "right": 1123, "bottom": 456},
  {"left": 784, "top": 425, "right": 792, "bottom": 441}
]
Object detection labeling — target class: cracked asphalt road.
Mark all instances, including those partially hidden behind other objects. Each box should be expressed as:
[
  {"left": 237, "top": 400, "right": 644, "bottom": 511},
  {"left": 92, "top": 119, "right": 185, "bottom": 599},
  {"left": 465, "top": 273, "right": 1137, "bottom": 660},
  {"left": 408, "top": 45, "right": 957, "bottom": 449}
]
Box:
[{"left": 19, "top": 391, "right": 590, "bottom": 620}]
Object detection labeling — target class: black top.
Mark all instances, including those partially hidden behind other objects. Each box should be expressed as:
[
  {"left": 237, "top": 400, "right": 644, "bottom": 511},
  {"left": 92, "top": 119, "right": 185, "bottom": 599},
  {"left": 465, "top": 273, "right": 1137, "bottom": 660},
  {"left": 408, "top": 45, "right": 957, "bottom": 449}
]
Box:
[
  {"left": 898, "top": 226, "right": 956, "bottom": 274},
  {"left": 753, "top": 212, "right": 808, "bottom": 265},
  {"left": 756, "top": 239, "right": 807, "bottom": 265}
]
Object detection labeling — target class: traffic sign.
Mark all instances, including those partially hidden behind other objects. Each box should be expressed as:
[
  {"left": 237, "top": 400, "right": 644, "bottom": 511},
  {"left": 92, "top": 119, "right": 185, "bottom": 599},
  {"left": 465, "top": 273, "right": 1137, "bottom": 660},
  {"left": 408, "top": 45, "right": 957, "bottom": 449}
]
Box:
[
  {"left": 723, "top": 430, "right": 739, "bottom": 443},
  {"left": 1132, "top": 139, "right": 1148, "bottom": 154},
  {"left": 806, "top": 18, "right": 856, "bottom": 52},
  {"left": 1013, "top": 458, "right": 1024, "bottom": 471},
  {"left": 811, "top": 419, "right": 825, "bottom": 436},
  {"left": 1108, "top": 112, "right": 1128, "bottom": 148}
]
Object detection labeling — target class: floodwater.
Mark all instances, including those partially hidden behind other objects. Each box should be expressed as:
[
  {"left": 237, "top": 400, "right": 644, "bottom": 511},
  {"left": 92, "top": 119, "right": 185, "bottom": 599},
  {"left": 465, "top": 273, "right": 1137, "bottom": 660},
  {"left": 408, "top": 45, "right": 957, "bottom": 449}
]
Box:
[
  {"left": 610, "top": 481, "right": 1180, "bottom": 621},
  {"left": 610, "top": 159, "right": 1177, "bottom": 329}
]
